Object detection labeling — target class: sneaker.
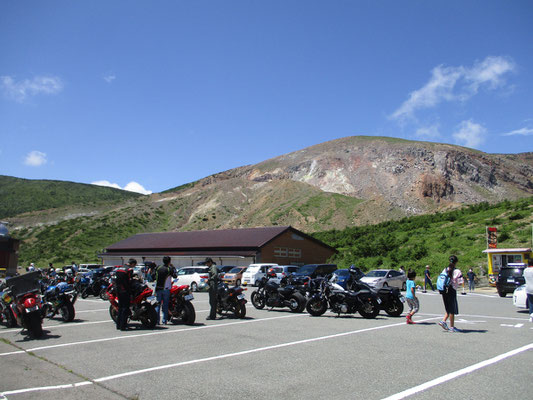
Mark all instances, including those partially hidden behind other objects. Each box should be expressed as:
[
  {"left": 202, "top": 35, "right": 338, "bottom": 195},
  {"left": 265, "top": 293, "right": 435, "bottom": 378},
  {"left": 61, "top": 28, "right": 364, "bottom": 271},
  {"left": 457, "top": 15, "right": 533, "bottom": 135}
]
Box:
[
  {"left": 449, "top": 327, "right": 462, "bottom": 333},
  {"left": 438, "top": 320, "right": 449, "bottom": 331},
  {"left": 529, "top": 314, "right": 533, "bottom": 323}
]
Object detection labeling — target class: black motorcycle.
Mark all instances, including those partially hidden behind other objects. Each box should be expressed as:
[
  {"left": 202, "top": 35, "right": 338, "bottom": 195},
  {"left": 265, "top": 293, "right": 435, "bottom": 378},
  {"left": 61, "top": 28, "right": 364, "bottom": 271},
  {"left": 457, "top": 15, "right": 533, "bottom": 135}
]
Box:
[
  {"left": 216, "top": 282, "right": 247, "bottom": 318},
  {"left": 41, "top": 280, "right": 77, "bottom": 322},
  {"left": 306, "top": 276, "right": 380, "bottom": 319},
  {"left": 0, "top": 283, "right": 17, "bottom": 327},
  {"left": 251, "top": 274, "right": 307, "bottom": 313}
]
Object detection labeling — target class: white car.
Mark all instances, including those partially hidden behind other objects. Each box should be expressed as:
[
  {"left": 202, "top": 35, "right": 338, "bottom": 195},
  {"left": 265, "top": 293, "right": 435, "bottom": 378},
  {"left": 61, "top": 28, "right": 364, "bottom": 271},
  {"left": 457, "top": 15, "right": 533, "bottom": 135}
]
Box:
[
  {"left": 266, "top": 265, "right": 300, "bottom": 284},
  {"left": 513, "top": 285, "right": 529, "bottom": 309},
  {"left": 175, "top": 267, "right": 210, "bottom": 292},
  {"left": 242, "top": 263, "right": 278, "bottom": 286},
  {"left": 360, "top": 269, "right": 407, "bottom": 290}
]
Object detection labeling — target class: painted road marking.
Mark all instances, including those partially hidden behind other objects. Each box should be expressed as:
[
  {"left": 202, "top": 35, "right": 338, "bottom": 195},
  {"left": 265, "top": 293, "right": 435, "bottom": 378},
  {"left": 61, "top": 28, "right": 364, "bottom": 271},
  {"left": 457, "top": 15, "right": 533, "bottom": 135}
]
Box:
[
  {"left": 500, "top": 323, "right": 524, "bottom": 328},
  {"left": 0, "top": 317, "right": 441, "bottom": 396},
  {"left": 381, "top": 343, "right": 533, "bottom": 400}
]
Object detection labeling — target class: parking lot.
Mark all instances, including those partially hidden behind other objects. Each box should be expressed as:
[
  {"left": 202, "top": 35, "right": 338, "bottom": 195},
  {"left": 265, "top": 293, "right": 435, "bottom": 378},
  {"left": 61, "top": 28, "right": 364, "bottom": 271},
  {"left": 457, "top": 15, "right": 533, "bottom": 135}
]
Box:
[{"left": 1, "top": 288, "right": 532, "bottom": 400}]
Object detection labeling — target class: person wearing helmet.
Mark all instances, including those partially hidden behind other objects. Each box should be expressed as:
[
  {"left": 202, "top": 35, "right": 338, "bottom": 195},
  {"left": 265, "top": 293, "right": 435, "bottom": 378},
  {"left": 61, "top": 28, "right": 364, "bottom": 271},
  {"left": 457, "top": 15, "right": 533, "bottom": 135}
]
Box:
[
  {"left": 154, "top": 256, "right": 176, "bottom": 325},
  {"left": 28, "top": 263, "right": 35, "bottom": 272},
  {"left": 115, "top": 259, "right": 136, "bottom": 331},
  {"left": 438, "top": 255, "right": 464, "bottom": 333}
]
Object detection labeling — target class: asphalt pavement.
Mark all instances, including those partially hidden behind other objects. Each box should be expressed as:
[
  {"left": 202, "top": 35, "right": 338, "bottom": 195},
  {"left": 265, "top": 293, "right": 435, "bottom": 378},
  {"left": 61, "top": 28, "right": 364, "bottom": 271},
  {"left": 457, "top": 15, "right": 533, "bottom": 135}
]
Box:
[{"left": 1, "top": 286, "right": 531, "bottom": 400}]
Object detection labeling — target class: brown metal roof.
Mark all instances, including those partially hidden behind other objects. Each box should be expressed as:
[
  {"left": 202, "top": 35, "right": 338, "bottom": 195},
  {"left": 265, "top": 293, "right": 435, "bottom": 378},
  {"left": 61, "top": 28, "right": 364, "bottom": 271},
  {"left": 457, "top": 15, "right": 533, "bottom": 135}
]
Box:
[{"left": 105, "top": 226, "right": 293, "bottom": 251}]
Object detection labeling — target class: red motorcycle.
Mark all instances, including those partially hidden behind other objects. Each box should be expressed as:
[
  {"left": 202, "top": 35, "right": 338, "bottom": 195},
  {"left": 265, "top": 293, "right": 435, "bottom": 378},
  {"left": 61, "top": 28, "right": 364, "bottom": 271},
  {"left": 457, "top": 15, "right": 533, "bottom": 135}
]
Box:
[
  {"left": 168, "top": 284, "right": 195, "bottom": 325},
  {"left": 108, "top": 279, "right": 158, "bottom": 328},
  {"left": 5, "top": 272, "right": 44, "bottom": 338}
]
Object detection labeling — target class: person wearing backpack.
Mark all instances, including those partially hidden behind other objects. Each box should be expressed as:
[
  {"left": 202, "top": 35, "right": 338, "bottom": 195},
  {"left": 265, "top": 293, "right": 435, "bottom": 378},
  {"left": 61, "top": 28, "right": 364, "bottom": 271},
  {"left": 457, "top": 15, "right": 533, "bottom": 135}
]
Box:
[{"left": 438, "top": 255, "right": 464, "bottom": 332}]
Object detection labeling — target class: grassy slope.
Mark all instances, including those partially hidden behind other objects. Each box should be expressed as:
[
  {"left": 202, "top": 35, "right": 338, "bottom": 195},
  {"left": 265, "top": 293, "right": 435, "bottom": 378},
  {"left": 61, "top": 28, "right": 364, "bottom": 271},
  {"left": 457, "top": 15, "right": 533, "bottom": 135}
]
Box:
[
  {"left": 312, "top": 197, "right": 533, "bottom": 281},
  {"left": 0, "top": 175, "right": 142, "bottom": 218}
]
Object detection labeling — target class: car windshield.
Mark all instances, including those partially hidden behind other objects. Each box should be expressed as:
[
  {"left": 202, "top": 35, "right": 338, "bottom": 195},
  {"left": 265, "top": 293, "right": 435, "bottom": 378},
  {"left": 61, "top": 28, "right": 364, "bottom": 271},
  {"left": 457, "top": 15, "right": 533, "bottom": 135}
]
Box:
[
  {"left": 297, "top": 265, "right": 316, "bottom": 275},
  {"left": 365, "top": 270, "right": 387, "bottom": 278},
  {"left": 335, "top": 270, "right": 350, "bottom": 277},
  {"left": 229, "top": 268, "right": 242, "bottom": 273}
]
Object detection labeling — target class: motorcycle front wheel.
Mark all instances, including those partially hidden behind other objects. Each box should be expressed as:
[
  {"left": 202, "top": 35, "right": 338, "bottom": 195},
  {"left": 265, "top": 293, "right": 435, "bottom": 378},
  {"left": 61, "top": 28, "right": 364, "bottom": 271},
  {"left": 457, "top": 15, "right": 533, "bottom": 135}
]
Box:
[
  {"left": 60, "top": 300, "right": 75, "bottom": 322},
  {"left": 109, "top": 305, "right": 118, "bottom": 323},
  {"left": 251, "top": 291, "right": 265, "bottom": 310},
  {"left": 100, "top": 288, "right": 109, "bottom": 301},
  {"left": 306, "top": 298, "right": 327, "bottom": 316},
  {"left": 139, "top": 303, "right": 158, "bottom": 328},
  {"left": 359, "top": 298, "right": 380, "bottom": 319},
  {"left": 384, "top": 298, "right": 404, "bottom": 317}
]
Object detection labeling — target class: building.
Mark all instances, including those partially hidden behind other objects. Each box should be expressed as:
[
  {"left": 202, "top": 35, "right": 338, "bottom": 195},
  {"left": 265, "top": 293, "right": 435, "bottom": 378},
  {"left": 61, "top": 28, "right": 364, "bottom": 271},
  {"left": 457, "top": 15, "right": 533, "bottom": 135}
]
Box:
[
  {"left": 99, "top": 226, "right": 336, "bottom": 267},
  {"left": 482, "top": 247, "right": 532, "bottom": 286},
  {"left": 0, "top": 222, "right": 20, "bottom": 277}
]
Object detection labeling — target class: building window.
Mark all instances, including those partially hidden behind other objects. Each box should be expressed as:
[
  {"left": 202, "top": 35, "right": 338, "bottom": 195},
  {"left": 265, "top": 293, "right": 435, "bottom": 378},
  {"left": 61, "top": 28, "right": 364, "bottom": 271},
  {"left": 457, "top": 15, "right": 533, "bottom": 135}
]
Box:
[
  {"left": 274, "top": 247, "right": 288, "bottom": 257},
  {"left": 288, "top": 248, "right": 302, "bottom": 258}
]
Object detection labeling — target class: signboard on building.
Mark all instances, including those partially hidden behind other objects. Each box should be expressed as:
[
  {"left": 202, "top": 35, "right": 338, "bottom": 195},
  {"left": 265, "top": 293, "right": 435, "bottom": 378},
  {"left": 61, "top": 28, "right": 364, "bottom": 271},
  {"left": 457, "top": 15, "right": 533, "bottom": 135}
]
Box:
[{"left": 487, "top": 227, "right": 498, "bottom": 249}]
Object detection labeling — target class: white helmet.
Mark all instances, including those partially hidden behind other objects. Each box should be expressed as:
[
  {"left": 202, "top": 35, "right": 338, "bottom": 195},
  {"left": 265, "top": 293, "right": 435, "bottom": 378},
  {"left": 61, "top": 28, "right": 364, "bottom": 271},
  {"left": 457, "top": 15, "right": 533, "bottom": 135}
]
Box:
[
  {"left": 28, "top": 266, "right": 35, "bottom": 272},
  {"left": 56, "top": 268, "right": 62, "bottom": 273},
  {"left": 65, "top": 268, "right": 73, "bottom": 275}
]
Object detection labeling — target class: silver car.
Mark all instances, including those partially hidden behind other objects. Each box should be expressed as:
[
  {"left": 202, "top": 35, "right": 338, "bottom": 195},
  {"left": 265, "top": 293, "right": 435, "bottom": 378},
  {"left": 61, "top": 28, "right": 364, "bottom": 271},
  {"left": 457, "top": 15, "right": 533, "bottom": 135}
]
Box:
[{"left": 360, "top": 269, "right": 407, "bottom": 291}]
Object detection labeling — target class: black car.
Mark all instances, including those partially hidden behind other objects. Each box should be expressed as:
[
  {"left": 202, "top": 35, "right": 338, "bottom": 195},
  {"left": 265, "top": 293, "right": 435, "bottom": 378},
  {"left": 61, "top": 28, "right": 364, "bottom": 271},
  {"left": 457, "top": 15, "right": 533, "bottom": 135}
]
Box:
[{"left": 496, "top": 264, "right": 526, "bottom": 297}]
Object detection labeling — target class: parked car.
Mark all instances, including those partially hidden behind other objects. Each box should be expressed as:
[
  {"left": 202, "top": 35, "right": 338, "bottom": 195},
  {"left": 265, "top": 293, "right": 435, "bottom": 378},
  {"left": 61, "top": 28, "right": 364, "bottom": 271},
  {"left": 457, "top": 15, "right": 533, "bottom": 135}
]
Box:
[
  {"left": 496, "top": 264, "right": 526, "bottom": 297},
  {"left": 330, "top": 269, "right": 351, "bottom": 289},
  {"left": 512, "top": 285, "right": 528, "bottom": 309},
  {"left": 360, "top": 269, "right": 407, "bottom": 290},
  {"left": 292, "top": 264, "right": 337, "bottom": 280},
  {"left": 242, "top": 264, "right": 278, "bottom": 286},
  {"left": 266, "top": 265, "right": 300, "bottom": 284},
  {"left": 222, "top": 267, "right": 247, "bottom": 286},
  {"left": 218, "top": 266, "right": 236, "bottom": 275},
  {"left": 175, "top": 267, "right": 210, "bottom": 292}
]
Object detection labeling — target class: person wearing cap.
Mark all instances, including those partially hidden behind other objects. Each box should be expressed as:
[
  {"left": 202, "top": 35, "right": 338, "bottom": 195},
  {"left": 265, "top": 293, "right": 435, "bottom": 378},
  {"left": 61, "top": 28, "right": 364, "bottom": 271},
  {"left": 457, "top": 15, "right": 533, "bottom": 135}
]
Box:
[
  {"left": 154, "top": 256, "right": 176, "bottom": 325},
  {"left": 205, "top": 258, "right": 218, "bottom": 320},
  {"left": 115, "top": 259, "right": 136, "bottom": 331},
  {"left": 423, "top": 265, "right": 435, "bottom": 293}
]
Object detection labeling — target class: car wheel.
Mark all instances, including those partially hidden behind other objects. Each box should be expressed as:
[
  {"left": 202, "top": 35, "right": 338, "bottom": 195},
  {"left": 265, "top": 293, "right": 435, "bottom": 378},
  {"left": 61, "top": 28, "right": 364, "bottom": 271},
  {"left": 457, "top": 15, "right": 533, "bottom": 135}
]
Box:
[
  {"left": 498, "top": 290, "right": 506, "bottom": 297},
  {"left": 401, "top": 282, "right": 406, "bottom": 291},
  {"left": 190, "top": 282, "right": 198, "bottom": 292}
]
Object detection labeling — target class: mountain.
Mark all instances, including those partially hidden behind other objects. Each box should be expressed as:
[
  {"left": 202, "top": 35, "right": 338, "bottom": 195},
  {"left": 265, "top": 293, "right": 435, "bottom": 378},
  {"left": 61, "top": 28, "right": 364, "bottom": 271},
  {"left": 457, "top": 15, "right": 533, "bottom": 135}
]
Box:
[
  {"left": 0, "top": 175, "right": 142, "bottom": 219},
  {"left": 4, "top": 136, "right": 533, "bottom": 266}
]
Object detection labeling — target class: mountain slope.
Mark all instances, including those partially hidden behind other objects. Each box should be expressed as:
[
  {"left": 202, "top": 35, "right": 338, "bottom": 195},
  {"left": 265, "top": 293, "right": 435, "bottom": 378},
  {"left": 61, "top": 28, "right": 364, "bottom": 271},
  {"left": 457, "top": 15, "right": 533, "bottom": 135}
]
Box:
[{"left": 0, "top": 175, "right": 142, "bottom": 219}]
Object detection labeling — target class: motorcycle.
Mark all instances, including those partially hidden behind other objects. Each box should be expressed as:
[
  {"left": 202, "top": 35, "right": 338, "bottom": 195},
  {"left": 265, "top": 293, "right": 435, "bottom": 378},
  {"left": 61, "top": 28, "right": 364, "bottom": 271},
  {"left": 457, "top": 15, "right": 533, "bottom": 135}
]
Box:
[
  {"left": 108, "top": 279, "right": 158, "bottom": 328},
  {"left": 0, "top": 284, "right": 17, "bottom": 327},
  {"left": 168, "top": 283, "right": 196, "bottom": 325},
  {"left": 5, "top": 271, "right": 44, "bottom": 337},
  {"left": 216, "top": 282, "right": 247, "bottom": 318},
  {"left": 78, "top": 274, "right": 109, "bottom": 299},
  {"left": 306, "top": 275, "right": 380, "bottom": 319},
  {"left": 346, "top": 279, "right": 405, "bottom": 317},
  {"left": 251, "top": 273, "right": 307, "bottom": 313},
  {"left": 41, "top": 280, "right": 77, "bottom": 322}
]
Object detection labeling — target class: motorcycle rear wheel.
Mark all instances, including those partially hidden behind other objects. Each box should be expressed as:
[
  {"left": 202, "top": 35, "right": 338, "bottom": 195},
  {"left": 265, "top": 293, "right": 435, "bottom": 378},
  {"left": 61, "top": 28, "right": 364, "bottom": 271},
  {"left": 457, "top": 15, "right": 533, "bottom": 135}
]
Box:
[
  {"left": 173, "top": 302, "right": 196, "bottom": 325},
  {"left": 27, "top": 313, "right": 43, "bottom": 338},
  {"left": 289, "top": 292, "right": 306, "bottom": 313},
  {"left": 306, "top": 298, "right": 327, "bottom": 316},
  {"left": 359, "top": 298, "right": 380, "bottom": 319},
  {"left": 100, "top": 288, "right": 109, "bottom": 301},
  {"left": 233, "top": 301, "right": 246, "bottom": 319},
  {"left": 384, "top": 298, "right": 404, "bottom": 317},
  {"left": 251, "top": 291, "right": 265, "bottom": 309},
  {"left": 60, "top": 300, "right": 75, "bottom": 322},
  {"left": 81, "top": 289, "right": 89, "bottom": 299}
]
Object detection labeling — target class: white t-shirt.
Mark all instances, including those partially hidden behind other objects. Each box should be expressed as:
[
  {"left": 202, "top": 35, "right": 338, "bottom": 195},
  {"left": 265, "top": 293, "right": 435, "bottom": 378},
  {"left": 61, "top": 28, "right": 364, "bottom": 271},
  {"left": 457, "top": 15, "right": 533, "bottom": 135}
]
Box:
[{"left": 524, "top": 267, "right": 533, "bottom": 295}]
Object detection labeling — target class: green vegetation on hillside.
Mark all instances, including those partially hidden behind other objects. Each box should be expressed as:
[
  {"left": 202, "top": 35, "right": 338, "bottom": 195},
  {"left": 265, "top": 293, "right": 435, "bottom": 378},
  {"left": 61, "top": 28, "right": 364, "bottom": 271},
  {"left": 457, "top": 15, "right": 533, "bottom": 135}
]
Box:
[
  {"left": 312, "top": 197, "right": 533, "bottom": 281},
  {"left": 0, "top": 175, "right": 142, "bottom": 218}
]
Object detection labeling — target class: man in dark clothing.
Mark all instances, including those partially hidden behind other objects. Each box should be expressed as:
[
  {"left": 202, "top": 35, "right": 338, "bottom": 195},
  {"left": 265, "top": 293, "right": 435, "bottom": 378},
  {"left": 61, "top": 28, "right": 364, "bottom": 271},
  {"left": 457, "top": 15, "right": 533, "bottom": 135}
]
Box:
[
  {"left": 115, "top": 259, "right": 136, "bottom": 330},
  {"left": 205, "top": 258, "right": 218, "bottom": 320},
  {"left": 154, "top": 256, "right": 176, "bottom": 324},
  {"left": 423, "top": 265, "right": 435, "bottom": 293}
]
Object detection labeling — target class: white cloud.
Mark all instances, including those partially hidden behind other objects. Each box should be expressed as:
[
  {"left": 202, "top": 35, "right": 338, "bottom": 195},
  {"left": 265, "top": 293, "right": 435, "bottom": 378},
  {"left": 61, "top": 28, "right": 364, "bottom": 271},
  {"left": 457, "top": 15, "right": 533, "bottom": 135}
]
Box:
[
  {"left": 24, "top": 151, "right": 47, "bottom": 167},
  {"left": 415, "top": 124, "right": 440, "bottom": 139},
  {"left": 103, "top": 74, "right": 116, "bottom": 83},
  {"left": 91, "top": 180, "right": 152, "bottom": 195},
  {"left": 502, "top": 127, "right": 533, "bottom": 137},
  {"left": 452, "top": 120, "right": 487, "bottom": 148},
  {"left": 391, "top": 56, "right": 515, "bottom": 121},
  {"left": 1, "top": 75, "right": 64, "bottom": 102}
]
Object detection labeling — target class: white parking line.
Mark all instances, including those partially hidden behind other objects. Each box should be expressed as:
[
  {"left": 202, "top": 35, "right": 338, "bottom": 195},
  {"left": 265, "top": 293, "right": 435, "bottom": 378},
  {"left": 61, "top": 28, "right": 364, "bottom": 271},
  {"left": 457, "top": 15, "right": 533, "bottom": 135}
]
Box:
[
  {"left": 0, "top": 316, "right": 440, "bottom": 396},
  {"left": 0, "top": 313, "right": 306, "bottom": 357},
  {"left": 381, "top": 342, "right": 533, "bottom": 400}
]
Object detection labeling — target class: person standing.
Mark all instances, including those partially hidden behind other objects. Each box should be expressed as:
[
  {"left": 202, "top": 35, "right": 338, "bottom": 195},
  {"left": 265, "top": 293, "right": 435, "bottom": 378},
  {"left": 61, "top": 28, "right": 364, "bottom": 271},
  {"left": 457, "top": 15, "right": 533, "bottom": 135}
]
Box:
[
  {"left": 399, "top": 266, "right": 406, "bottom": 275},
  {"left": 524, "top": 262, "right": 533, "bottom": 323},
  {"left": 405, "top": 270, "right": 419, "bottom": 324},
  {"left": 438, "top": 255, "right": 464, "bottom": 333},
  {"left": 115, "top": 259, "right": 135, "bottom": 331},
  {"left": 154, "top": 256, "right": 176, "bottom": 325},
  {"left": 206, "top": 258, "right": 218, "bottom": 320},
  {"left": 467, "top": 268, "right": 477, "bottom": 292},
  {"left": 423, "top": 265, "right": 435, "bottom": 293}
]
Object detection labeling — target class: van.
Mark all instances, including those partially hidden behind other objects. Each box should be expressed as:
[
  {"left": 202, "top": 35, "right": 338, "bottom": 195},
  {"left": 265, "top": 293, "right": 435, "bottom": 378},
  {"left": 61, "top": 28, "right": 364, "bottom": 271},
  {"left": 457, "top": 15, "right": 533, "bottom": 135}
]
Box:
[{"left": 241, "top": 263, "right": 278, "bottom": 286}]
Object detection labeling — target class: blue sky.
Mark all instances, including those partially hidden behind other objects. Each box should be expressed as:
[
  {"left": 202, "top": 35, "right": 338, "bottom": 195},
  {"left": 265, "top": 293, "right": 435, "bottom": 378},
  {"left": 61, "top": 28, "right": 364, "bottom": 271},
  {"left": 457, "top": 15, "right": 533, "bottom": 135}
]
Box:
[{"left": 1, "top": 1, "right": 532, "bottom": 195}]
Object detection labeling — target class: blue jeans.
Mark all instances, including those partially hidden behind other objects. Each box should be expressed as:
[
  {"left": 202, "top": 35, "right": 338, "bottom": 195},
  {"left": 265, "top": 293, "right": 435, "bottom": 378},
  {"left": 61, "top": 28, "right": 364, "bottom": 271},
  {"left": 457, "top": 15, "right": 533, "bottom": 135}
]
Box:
[
  {"left": 468, "top": 280, "right": 475, "bottom": 292},
  {"left": 527, "top": 293, "right": 533, "bottom": 315},
  {"left": 155, "top": 289, "right": 170, "bottom": 324}
]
